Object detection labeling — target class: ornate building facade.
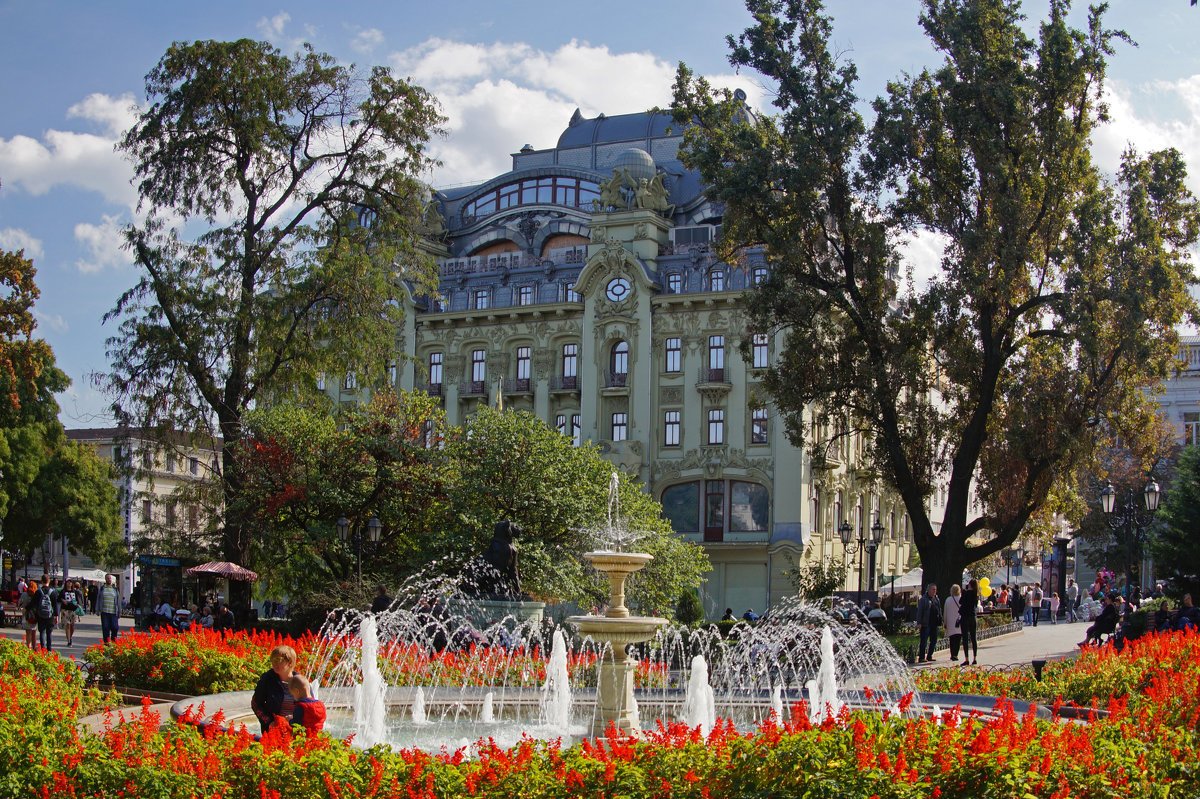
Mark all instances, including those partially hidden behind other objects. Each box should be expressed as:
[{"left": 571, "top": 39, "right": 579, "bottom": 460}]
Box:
[{"left": 344, "top": 107, "right": 913, "bottom": 615}]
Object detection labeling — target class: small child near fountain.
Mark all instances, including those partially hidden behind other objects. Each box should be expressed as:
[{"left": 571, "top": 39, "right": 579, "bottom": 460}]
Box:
[{"left": 289, "top": 674, "right": 326, "bottom": 734}]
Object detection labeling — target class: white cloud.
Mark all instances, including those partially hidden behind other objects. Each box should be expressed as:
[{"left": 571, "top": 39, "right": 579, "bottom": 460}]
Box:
[
  {"left": 33, "top": 309, "right": 67, "bottom": 334},
  {"left": 256, "top": 12, "right": 315, "bottom": 54},
  {"left": 1094, "top": 77, "right": 1200, "bottom": 195},
  {"left": 74, "top": 215, "right": 130, "bottom": 273},
  {"left": 0, "top": 93, "right": 136, "bottom": 209},
  {"left": 0, "top": 228, "right": 44, "bottom": 259},
  {"left": 257, "top": 11, "right": 290, "bottom": 40},
  {"left": 67, "top": 92, "right": 138, "bottom": 138},
  {"left": 351, "top": 27, "right": 384, "bottom": 55},
  {"left": 389, "top": 38, "right": 764, "bottom": 187}
]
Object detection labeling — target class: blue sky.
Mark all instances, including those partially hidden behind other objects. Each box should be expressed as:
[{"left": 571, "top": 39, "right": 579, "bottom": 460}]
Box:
[{"left": 1, "top": 0, "right": 1197, "bottom": 425}]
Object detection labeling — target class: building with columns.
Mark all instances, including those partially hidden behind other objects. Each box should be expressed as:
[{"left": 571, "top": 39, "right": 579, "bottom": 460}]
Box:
[{"left": 342, "top": 105, "right": 914, "bottom": 616}]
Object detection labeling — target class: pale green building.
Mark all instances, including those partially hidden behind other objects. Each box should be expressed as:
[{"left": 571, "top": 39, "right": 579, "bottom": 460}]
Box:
[{"left": 338, "top": 106, "right": 913, "bottom": 616}]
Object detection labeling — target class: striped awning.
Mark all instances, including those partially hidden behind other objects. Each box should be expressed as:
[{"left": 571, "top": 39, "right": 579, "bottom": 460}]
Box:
[{"left": 185, "top": 561, "right": 259, "bottom": 581}]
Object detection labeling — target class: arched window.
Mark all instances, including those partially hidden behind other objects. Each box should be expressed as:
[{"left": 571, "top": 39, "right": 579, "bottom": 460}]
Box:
[
  {"left": 611, "top": 341, "right": 629, "bottom": 374},
  {"left": 608, "top": 340, "right": 629, "bottom": 387}
]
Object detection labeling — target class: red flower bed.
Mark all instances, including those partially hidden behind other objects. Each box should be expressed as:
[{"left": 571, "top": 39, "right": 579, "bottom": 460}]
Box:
[{"left": 4, "top": 629, "right": 1196, "bottom": 796}]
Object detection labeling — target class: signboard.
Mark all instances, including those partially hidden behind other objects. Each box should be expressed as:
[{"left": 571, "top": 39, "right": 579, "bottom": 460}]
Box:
[{"left": 138, "top": 555, "right": 181, "bottom": 567}]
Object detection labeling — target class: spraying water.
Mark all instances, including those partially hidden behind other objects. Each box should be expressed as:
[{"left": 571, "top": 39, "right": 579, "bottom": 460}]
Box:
[
  {"left": 411, "top": 687, "right": 428, "bottom": 725},
  {"left": 539, "top": 629, "right": 572, "bottom": 729},
  {"left": 354, "top": 616, "right": 387, "bottom": 747},
  {"left": 482, "top": 692, "right": 495, "bottom": 724},
  {"left": 683, "top": 655, "right": 717, "bottom": 736}
]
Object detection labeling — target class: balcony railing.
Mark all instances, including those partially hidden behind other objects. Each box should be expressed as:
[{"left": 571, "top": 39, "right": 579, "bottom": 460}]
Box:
[
  {"left": 604, "top": 371, "right": 628, "bottom": 389},
  {"left": 504, "top": 378, "right": 532, "bottom": 394},
  {"left": 697, "top": 367, "right": 729, "bottom": 384},
  {"left": 420, "top": 382, "right": 443, "bottom": 397},
  {"left": 550, "top": 375, "right": 579, "bottom": 392},
  {"left": 460, "top": 380, "right": 488, "bottom": 396}
]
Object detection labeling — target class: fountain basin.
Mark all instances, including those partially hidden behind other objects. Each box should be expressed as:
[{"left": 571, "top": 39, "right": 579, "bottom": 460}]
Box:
[{"left": 567, "top": 615, "right": 668, "bottom": 647}]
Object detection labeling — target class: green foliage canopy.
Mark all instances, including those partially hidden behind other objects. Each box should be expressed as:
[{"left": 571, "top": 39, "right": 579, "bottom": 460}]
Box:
[
  {"left": 1154, "top": 445, "right": 1200, "bottom": 599},
  {"left": 235, "top": 399, "right": 710, "bottom": 616},
  {"left": 97, "top": 39, "right": 445, "bottom": 599},
  {"left": 0, "top": 250, "right": 124, "bottom": 567},
  {"left": 673, "top": 0, "right": 1200, "bottom": 595}
]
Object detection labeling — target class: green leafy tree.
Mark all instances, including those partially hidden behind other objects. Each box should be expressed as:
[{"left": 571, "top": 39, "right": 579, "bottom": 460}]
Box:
[
  {"left": 447, "top": 408, "right": 710, "bottom": 615},
  {"left": 1152, "top": 445, "right": 1200, "bottom": 599},
  {"left": 0, "top": 250, "right": 124, "bottom": 568},
  {"left": 234, "top": 392, "right": 452, "bottom": 597},
  {"left": 98, "top": 39, "right": 445, "bottom": 606},
  {"left": 784, "top": 554, "right": 846, "bottom": 602},
  {"left": 0, "top": 249, "right": 55, "bottom": 419},
  {"left": 237, "top": 400, "right": 710, "bottom": 615},
  {"left": 673, "top": 0, "right": 1199, "bottom": 594}
]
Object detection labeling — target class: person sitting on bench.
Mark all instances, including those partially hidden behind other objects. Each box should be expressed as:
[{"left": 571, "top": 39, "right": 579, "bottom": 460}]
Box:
[{"left": 1078, "top": 592, "right": 1119, "bottom": 647}]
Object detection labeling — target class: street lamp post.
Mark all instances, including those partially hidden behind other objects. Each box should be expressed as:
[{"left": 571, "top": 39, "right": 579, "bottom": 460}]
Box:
[
  {"left": 840, "top": 515, "right": 886, "bottom": 607},
  {"left": 1099, "top": 478, "right": 1159, "bottom": 599},
  {"left": 337, "top": 515, "right": 382, "bottom": 590}
]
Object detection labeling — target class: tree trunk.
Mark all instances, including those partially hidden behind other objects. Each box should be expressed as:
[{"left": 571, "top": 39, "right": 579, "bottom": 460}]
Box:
[{"left": 219, "top": 417, "right": 254, "bottom": 620}]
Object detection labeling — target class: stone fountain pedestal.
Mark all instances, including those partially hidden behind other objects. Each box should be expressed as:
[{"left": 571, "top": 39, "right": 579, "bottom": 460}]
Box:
[{"left": 569, "top": 551, "right": 667, "bottom": 737}]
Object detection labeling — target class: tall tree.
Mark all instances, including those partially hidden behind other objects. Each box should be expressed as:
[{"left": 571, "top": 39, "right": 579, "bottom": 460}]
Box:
[
  {"left": 0, "top": 249, "right": 55, "bottom": 419},
  {"left": 99, "top": 40, "right": 444, "bottom": 606},
  {"left": 0, "top": 249, "right": 124, "bottom": 568},
  {"left": 673, "top": 0, "right": 1200, "bottom": 594}
]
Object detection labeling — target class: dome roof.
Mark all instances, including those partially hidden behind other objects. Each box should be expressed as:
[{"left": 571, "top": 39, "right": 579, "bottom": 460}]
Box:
[
  {"left": 610, "top": 148, "right": 656, "bottom": 181},
  {"left": 556, "top": 110, "right": 675, "bottom": 149}
]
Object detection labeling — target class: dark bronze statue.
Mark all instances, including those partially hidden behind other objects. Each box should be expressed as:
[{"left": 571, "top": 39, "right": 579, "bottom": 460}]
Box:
[{"left": 463, "top": 519, "right": 526, "bottom": 599}]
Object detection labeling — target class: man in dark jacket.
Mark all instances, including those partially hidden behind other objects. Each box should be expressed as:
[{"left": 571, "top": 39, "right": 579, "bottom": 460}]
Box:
[
  {"left": 1078, "top": 593, "right": 1119, "bottom": 647},
  {"left": 917, "top": 584, "right": 941, "bottom": 662},
  {"left": 1010, "top": 588, "right": 1025, "bottom": 623},
  {"left": 32, "top": 583, "right": 60, "bottom": 651},
  {"left": 1173, "top": 593, "right": 1200, "bottom": 631}
]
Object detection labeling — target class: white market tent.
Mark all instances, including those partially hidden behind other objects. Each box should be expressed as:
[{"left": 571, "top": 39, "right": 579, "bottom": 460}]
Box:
[
  {"left": 985, "top": 565, "right": 1043, "bottom": 587},
  {"left": 888, "top": 567, "right": 924, "bottom": 590},
  {"left": 48, "top": 567, "right": 112, "bottom": 583}
]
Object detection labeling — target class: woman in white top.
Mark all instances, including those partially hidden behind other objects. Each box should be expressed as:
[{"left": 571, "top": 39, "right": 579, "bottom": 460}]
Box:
[{"left": 944, "top": 584, "right": 963, "bottom": 662}]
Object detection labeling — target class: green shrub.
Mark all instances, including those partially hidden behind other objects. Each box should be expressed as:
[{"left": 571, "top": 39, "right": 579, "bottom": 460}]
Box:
[{"left": 675, "top": 590, "right": 704, "bottom": 625}]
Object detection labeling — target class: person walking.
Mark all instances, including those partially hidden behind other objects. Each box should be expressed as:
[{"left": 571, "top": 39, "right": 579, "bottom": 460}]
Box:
[
  {"left": 917, "top": 584, "right": 941, "bottom": 662},
  {"left": 1031, "top": 584, "right": 1044, "bottom": 627},
  {"left": 58, "top": 580, "right": 81, "bottom": 646},
  {"left": 1067, "top": 578, "right": 1080, "bottom": 622},
  {"left": 98, "top": 574, "right": 122, "bottom": 643},
  {"left": 1010, "top": 586, "right": 1025, "bottom": 623},
  {"left": 32, "top": 581, "right": 60, "bottom": 651},
  {"left": 960, "top": 579, "right": 980, "bottom": 665},
  {"left": 17, "top": 581, "right": 38, "bottom": 649},
  {"left": 943, "top": 584, "right": 963, "bottom": 662},
  {"left": 1050, "top": 592, "right": 1061, "bottom": 625},
  {"left": 1022, "top": 587, "right": 1034, "bottom": 625}
]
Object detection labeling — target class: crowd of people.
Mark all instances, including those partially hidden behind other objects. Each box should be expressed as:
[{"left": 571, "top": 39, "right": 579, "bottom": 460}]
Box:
[
  {"left": 145, "top": 586, "right": 239, "bottom": 634},
  {"left": 10, "top": 573, "right": 122, "bottom": 651}
]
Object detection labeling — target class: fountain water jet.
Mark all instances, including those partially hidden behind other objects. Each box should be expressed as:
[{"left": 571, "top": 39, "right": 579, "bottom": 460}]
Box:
[
  {"left": 683, "top": 655, "right": 716, "bottom": 736},
  {"left": 354, "top": 616, "right": 387, "bottom": 747},
  {"left": 540, "top": 629, "right": 572, "bottom": 729}
]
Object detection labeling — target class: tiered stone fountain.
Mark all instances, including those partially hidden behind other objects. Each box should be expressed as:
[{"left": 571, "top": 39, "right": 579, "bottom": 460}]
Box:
[
  {"left": 567, "top": 472, "right": 668, "bottom": 736},
  {"left": 569, "top": 551, "right": 667, "bottom": 736}
]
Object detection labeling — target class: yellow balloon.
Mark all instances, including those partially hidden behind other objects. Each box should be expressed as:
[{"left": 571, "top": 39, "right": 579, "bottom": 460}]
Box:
[
  {"left": 981, "top": 586, "right": 993, "bottom": 598},
  {"left": 979, "top": 577, "right": 991, "bottom": 589}
]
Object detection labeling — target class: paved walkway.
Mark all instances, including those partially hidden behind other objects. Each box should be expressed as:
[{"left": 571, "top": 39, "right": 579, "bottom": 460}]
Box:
[
  {"left": 0, "top": 606, "right": 120, "bottom": 659},
  {"left": 911, "top": 616, "right": 1088, "bottom": 671}
]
